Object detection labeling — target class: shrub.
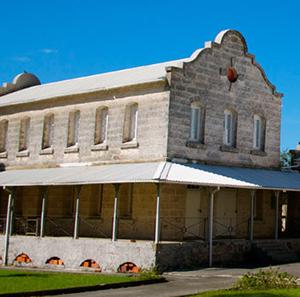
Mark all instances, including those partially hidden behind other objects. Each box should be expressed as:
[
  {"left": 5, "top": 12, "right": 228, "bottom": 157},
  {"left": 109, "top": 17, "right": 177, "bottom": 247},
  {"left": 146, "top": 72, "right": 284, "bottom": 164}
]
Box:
[
  {"left": 234, "top": 268, "right": 298, "bottom": 290},
  {"left": 138, "top": 266, "right": 161, "bottom": 280}
]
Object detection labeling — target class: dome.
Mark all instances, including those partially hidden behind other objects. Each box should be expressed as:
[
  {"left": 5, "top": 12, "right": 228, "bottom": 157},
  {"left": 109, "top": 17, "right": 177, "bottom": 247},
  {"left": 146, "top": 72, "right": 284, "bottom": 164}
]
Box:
[{"left": 12, "top": 72, "right": 41, "bottom": 89}]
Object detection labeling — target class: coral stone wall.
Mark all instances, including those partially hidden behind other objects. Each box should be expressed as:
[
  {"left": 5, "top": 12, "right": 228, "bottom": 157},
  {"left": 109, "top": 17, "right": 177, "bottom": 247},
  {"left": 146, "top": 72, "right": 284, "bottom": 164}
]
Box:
[
  {"left": 168, "top": 30, "right": 282, "bottom": 169},
  {"left": 0, "top": 87, "right": 169, "bottom": 170}
]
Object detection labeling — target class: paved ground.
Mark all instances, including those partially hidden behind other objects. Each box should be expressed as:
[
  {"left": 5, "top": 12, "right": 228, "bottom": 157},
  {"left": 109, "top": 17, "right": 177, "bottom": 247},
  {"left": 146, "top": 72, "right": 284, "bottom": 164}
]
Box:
[{"left": 53, "top": 263, "right": 300, "bottom": 297}]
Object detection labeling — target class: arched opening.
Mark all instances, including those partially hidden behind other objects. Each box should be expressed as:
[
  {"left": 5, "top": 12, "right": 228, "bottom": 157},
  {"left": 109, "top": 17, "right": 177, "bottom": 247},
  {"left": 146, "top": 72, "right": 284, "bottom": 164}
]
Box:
[
  {"left": 118, "top": 262, "right": 140, "bottom": 273},
  {"left": 80, "top": 259, "right": 101, "bottom": 270},
  {"left": 14, "top": 253, "right": 32, "bottom": 263},
  {"left": 46, "top": 256, "right": 64, "bottom": 266}
]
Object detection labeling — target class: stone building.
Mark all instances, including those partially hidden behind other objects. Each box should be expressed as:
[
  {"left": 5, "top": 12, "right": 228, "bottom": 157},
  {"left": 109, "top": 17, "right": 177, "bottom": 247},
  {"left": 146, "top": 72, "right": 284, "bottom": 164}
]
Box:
[{"left": 0, "top": 29, "right": 300, "bottom": 272}]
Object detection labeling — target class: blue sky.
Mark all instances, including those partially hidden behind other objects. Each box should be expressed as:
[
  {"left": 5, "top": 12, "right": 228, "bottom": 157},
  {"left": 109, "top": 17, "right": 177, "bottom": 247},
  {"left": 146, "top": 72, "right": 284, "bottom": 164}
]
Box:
[{"left": 0, "top": 0, "right": 299, "bottom": 150}]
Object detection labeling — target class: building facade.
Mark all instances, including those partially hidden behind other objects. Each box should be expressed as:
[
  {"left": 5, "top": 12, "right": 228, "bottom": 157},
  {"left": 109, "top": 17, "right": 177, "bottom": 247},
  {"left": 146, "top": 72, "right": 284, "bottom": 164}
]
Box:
[{"left": 0, "top": 30, "right": 299, "bottom": 272}]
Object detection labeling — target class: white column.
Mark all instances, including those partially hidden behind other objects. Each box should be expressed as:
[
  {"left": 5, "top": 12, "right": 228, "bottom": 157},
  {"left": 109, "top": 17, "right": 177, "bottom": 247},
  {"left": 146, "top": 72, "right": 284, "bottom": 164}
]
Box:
[
  {"left": 249, "top": 190, "right": 256, "bottom": 241},
  {"left": 208, "top": 187, "right": 220, "bottom": 268},
  {"left": 154, "top": 183, "right": 161, "bottom": 244},
  {"left": 112, "top": 184, "right": 120, "bottom": 241},
  {"left": 275, "top": 191, "right": 280, "bottom": 240},
  {"left": 9, "top": 193, "right": 14, "bottom": 236},
  {"left": 40, "top": 187, "right": 48, "bottom": 238},
  {"left": 3, "top": 187, "right": 14, "bottom": 266},
  {"left": 73, "top": 186, "right": 81, "bottom": 239}
]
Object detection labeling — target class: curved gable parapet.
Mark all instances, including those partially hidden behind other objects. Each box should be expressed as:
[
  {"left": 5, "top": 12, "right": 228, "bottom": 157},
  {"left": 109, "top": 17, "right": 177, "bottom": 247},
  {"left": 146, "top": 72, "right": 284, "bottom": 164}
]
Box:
[
  {"left": 167, "top": 29, "right": 282, "bottom": 98},
  {"left": 214, "top": 29, "right": 248, "bottom": 52}
]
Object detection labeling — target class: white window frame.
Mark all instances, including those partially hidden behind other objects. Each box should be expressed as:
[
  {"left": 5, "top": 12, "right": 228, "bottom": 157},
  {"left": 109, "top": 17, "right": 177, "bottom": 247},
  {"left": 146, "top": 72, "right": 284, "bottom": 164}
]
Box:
[
  {"left": 190, "top": 103, "right": 202, "bottom": 142},
  {"left": 253, "top": 114, "right": 263, "bottom": 150},
  {"left": 19, "top": 117, "right": 30, "bottom": 152},
  {"left": 129, "top": 104, "right": 138, "bottom": 141},
  {"left": 67, "top": 110, "right": 80, "bottom": 147},
  {"left": 123, "top": 103, "right": 138, "bottom": 143},
  {"left": 42, "top": 113, "right": 54, "bottom": 149},
  {"left": 224, "top": 109, "right": 233, "bottom": 146},
  {"left": 94, "top": 107, "right": 108, "bottom": 145},
  {"left": 0, "top": 120, "right": 8, "bottom": 153}
]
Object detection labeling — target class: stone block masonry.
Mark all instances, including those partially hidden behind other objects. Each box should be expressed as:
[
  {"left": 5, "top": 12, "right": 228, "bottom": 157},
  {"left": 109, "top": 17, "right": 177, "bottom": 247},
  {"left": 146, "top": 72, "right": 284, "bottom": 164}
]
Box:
[{"left": 167, "top": 30, "right": 282, "bottom": 169}]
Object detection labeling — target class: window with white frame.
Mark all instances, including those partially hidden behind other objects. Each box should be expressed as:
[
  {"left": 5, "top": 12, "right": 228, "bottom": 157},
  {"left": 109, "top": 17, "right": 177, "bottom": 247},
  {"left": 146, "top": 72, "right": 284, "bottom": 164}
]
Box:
[
  {"left": 42, "top": 113, "right": 54, "bottom": 149},
  {"left": 19, "top": 117, "right": 30, "bottom": 151},
  {"left": 123, "top": 103, "right": 138, "bottom": 143},
  {"left": 253, "top": 114, "right": 265, "bottom": 151},
  {"left": 0, "top": 120, "right": 8, "bottom": 153},
  {"left": 94, "top": 107, "right": 108, "bottom": 145},
  {"left": 223, "top": 109, "right": 237, "bottom": 147},
  {"left": 67, "top": 110, "right": 80, "bottom": 147},
  {"left": 190, "top": 102, "right": 204, "bottom": 143}
]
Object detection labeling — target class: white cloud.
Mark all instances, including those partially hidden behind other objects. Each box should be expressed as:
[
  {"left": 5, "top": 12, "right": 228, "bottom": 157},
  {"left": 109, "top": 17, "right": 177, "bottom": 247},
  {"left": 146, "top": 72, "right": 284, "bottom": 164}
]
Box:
[{"left": 40, "top": 48, "right": 58, "bottom": 54}]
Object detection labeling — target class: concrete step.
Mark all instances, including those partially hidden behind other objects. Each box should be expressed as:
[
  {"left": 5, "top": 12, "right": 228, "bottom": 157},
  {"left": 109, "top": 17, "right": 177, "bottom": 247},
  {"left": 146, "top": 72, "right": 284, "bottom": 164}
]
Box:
[{"left": 252, "top": 241, "right": 299, "bottom": 265}]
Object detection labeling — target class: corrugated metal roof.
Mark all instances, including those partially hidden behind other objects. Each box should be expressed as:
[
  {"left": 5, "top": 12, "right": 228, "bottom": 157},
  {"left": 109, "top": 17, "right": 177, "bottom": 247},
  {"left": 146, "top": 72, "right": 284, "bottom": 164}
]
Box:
[
  {"left": 0, "top": 162, "right": 164, "bottom": 186},
  {"left": 1, "top": 162, "right": 300, "bottom": 191},
  {"left": 0, "top": 59, "right": 186, "bottom": 108},
  {"left": 160, "top": 163, "right": 300, "bottom": 191}
]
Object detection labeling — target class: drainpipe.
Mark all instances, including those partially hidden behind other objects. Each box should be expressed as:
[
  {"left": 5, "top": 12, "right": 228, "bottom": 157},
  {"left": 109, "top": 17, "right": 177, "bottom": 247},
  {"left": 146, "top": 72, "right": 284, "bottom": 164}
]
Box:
[
  {"left": 40, "top": 186, "right": 48, "bottom": 238},
  {"left": 112, "top": 184, "right": 120, "bottom": 242},
  {"left": 3, "top": 186, "right": 15, "bottom": 266},
  {"left": 208, "top": 187, "right": 220, "bottom": 268},
  {"left": 73, "top": 185, "right": 82, "bottom": 239},
  {"left": 249, "top": 190, "right": 256, "bottom": 241},
  {"left": 154, "top": 183, "right": 161, "bottom": 244}
]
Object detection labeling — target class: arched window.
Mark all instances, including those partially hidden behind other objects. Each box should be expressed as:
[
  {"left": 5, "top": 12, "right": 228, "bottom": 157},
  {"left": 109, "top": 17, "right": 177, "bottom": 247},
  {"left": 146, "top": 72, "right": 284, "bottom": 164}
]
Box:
[
  {"left": 223, "top": 109, "right": 237, "bottom": 147},
  {"left": 42, "top": 113, "right": 54, "bottom": 149},
  {"left": 94, "top": 107, "right": 108, "bottom": 145},
  {"left": 253, "top": 114, "right": 266, "bottom": 151},
  {"left": 190, "top": 102, "right": 204, "bottom": 143},
  {"left": 67, "top": 110, "right": 80, "bottom": 147},
  {"left": 123, "top": 103, "right": 138, "bottom": 143},
  {"left": 0, "top": 120, "right": 8, "bottom": 153},
  {"left": 19, "top": 117, "right": 30, "bottom": 151}
]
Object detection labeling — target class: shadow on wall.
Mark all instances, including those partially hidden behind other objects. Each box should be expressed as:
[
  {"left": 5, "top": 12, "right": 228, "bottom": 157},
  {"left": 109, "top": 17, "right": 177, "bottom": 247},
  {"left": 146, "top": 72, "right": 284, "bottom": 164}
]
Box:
[{"left": 0, "top": 163, "right": 5, "bottom": 171}]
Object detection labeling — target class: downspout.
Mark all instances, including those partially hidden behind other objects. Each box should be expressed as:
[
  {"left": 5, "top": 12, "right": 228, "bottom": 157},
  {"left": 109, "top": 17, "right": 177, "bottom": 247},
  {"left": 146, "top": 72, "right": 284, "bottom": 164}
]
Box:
[{"left": 3, "top": 186, "right": 15, "bottom": 266}]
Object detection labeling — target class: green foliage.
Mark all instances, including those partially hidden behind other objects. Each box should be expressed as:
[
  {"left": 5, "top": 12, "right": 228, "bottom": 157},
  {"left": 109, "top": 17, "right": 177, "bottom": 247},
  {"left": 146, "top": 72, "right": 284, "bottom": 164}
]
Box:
[
  {"left": 281, "top": 149, "right": 292, "bottom": 168},
  {"left": 139, "top": 266, "right": 161, "bottom": 280},
  {"left": 195, "top": 288, "right": 300, "bottom": 296},
  {"left": 233, "top": 268, "right": 297, "bottom": 290}
]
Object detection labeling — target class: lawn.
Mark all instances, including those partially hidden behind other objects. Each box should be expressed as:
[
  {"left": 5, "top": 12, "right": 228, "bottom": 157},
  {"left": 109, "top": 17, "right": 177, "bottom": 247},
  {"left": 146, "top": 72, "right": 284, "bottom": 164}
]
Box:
[
  {"left": 194, "top": 288, "right": 300, "bottom": 297},
  {"left": 0, "top": 268, "right": 149, "bottom": 294}
]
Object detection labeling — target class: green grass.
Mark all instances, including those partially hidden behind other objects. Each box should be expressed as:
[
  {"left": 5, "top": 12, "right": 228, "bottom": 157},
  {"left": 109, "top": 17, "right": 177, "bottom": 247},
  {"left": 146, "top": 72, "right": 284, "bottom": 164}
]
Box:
[
  {"left": 194, "top": 288, "right": 300, "bottom": 297},
  {"left": 0, "top": 268, "right": 150, "bottom": 294}
]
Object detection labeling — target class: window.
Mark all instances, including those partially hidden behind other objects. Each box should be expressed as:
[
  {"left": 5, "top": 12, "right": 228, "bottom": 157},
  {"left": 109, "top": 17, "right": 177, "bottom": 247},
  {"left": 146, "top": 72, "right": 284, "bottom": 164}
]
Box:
[
  {"left": 19, "top": 117, "right": 30, "bottom": 151},
  {"left": 0, "top": 120, "right": 8, "bottom": 153},
  {"left": 123, "top": 103, "right": 138, "bottom": 143},
  {"left": 67, "top": 110, "right": 80, "bottom": 147},
  {"left": 42, "top": 113, "right": 54, "bottom": 149},
  {"left": 94, "top": 107, "right": 108, "bottom": 145},
  {"left": 119, "top": 184, "right": 133, "bottom": 219},
  {"left": 253, "top": 114, "right": 266, "bottom": 151},
  {"left": 223, "top": 109, "right": 237, "bottom": 147},
  {"left": 190, "top": 103, "right": 204, "bottom": 143}
]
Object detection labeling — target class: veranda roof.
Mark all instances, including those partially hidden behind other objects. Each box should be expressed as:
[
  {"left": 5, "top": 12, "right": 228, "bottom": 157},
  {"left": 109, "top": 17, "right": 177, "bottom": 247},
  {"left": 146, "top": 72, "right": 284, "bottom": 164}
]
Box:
[{"left": 1, "top": 162, "right": 300, "bottom": 191}]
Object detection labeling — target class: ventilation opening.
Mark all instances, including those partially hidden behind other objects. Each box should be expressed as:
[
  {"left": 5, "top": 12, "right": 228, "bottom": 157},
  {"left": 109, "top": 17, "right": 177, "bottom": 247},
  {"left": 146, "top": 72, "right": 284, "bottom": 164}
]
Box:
[
  {"left": 118, "top": 262, "right": 141, "bottom": 273},
  {"left": 14, "top": 253, "right": 32, "bottom": 263},
  {"left": 46, "top": 257, "right": 64, "bottom": 266},
  {"left": 80, "top": 259, "right": 101, "bottom": 270}
]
